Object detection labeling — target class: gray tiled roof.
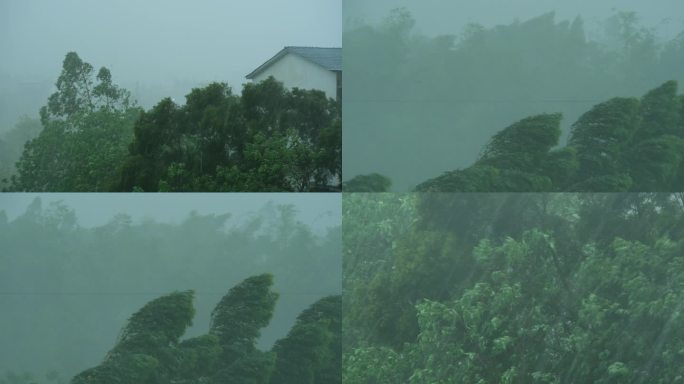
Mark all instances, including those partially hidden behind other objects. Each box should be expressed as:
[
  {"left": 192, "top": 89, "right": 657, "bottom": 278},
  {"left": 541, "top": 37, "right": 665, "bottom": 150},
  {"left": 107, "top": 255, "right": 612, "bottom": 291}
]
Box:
[{"left": 246, "top": 46, "right": 341, "bottom": 79}]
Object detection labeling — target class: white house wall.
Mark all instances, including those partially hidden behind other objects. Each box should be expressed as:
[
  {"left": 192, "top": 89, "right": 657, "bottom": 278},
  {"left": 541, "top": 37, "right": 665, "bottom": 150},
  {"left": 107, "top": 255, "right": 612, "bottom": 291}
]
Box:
[{"left": 251, "top": 53, "right": 337, "bottom": 100}]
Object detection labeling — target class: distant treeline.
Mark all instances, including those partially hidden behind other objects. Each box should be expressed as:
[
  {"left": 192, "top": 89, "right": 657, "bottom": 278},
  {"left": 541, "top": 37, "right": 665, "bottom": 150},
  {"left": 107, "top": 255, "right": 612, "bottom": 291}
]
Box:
[
  {"left": 416, "top": 80, "right": 684, "bottom": 191},
  {"left": 3, "top": 52, "right": 341, "bottom": 192}
]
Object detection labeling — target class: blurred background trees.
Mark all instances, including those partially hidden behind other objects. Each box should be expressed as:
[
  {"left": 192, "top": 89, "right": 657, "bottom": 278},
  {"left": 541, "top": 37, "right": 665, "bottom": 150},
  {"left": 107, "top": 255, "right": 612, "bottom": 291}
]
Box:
[{"left": 344, "top": 9, "right": 684, "bottom": 190}]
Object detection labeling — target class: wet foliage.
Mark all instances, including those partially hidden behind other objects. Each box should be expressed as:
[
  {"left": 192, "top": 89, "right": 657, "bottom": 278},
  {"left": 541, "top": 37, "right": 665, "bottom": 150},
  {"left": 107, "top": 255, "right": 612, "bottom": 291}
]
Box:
[
  {"left": 343, "top": 193, "right": 684, "bottom": 383},
  {"left": 416, "top": 81, "right": 684, "bottom": 192},
  {"left": 6, "top": 52, "right": 341, "bottom": 192},
  {"left": 70, "top": 275, "right": 340, "bottom": 383}
]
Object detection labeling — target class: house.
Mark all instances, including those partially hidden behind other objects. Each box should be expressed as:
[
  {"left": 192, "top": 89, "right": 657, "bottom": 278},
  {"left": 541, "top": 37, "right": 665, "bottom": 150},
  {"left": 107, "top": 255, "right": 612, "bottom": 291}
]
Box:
[{"left": 246, "top": 46, "right": 341, "bottom": 102}]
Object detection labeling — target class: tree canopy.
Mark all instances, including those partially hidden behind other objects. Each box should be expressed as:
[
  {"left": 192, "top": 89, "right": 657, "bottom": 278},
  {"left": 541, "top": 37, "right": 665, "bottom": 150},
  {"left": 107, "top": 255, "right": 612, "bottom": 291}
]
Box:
[
  {"left": 271, "top": 295, "right": 342, "bottom": 384},
  {"left": 8, "top": 52, "right": 140, "bottom": 192},
  {"left": 68, "top": 275, "right": 340, "bottom": 384},
  {"left": 343, "top": 192, "right": 684, "bottom": 383},
  {"left": 416, "top": 81, "right": 684, "bottom": 192},
  {"left": 118, "top": 78, "right": 341, "bottom": 192},
  {"left": 8, "top": 52, "right": 341, "bottom": 192}
]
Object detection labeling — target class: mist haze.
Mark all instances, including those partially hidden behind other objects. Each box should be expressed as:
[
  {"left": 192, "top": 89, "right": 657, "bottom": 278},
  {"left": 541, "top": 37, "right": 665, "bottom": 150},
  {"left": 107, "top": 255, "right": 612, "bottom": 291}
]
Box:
[
  {"left": 345, "top": 0, "right": 683, "bottom": 39},
  {"left": 342, "top": 0, "right": 684, "bottom": 191},
  {"left": 0, "top": 194, "right": 341, "bottom": 381},
  {"left": 0, "top": 0, "right": 342, "bottom": 132},
  {"left": 0, "top": 193, "right": 339, "bottom": 231}
]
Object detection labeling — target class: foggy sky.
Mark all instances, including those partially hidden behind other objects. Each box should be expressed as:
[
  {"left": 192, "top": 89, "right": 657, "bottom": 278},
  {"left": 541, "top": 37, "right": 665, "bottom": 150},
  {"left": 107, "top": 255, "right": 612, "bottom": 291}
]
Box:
[
  {"left": 0, "top": 193, "right": 341, "bottom": 233},
  {"left": 0, "top": 0, "right": 341, "bottom": 130}
]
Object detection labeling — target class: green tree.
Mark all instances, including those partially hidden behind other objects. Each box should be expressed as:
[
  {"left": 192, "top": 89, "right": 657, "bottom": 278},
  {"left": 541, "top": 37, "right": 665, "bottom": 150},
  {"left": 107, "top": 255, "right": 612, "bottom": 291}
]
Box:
[
  {"left": 416, "top": 114, "right": 562, "bottom": 192},
  {"left": 118, "top": 77, "right": 340, "bottom": 191},
  {"left": 636, "top": 80, "right": 682, "bottom": 139},
  {"left": 343, "top": 347, "right": 409, "bottom": 384},
  {"left": 270, "top": 295, "right": 342, "bottom": 384},
  {"left": 210, "top": 273, "right": 279, "bottom": 383},
  {"left": 478, "top": 113, "right": 562, "bottom": 170},
  {"left": 568, "top": 97, "right": 641, "bottom": 185},
  {"left": 417, "top": 81, "right": 684, "bottom": 192},
  {"left": 343, "top": 173, "right": 392, "bottom": 192},
  {"left": 118, "top": 97, "right": 183, "bottom": 191},
  {"left": 176, "top": 335, "right": 222, "bottom": 381},
  {"left": 71, "top": 290, "right": 195, "bottom": 384},
  {"left": 342, "top": 193, "right": 418, "bottom": 350},
  {"left": 10, "top": 52, "right": 139, "bottom": 191},
  {"left": 626, "top": 135, "right": 684, "bottom": 190},
  {"left": 70, "top": 275, "right": 284, "bottom": 383},
  {"left": 0, "top": 116, "right": 42, "bottom": 190},
  {"left": 343, "top": 193, "right": 684, "bottom": 383},
  {"left": 41, "top": 52, "right": 132, "bottom": 123}
]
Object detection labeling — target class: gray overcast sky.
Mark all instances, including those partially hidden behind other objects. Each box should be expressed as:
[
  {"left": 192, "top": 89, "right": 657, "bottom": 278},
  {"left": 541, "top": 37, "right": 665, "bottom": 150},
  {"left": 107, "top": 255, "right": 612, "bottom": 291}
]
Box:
[
  {"left": 0, "top": 193, "right": 341, "bottom": 233},
  {"left": 345, "top": 0, "right": 684, "bottom": 39},
  {"left": 0, "top": 0, "right": 341, "bottom": 127},
  {"left": 1, "top": 0, "right": 341, "bottom": 87}
]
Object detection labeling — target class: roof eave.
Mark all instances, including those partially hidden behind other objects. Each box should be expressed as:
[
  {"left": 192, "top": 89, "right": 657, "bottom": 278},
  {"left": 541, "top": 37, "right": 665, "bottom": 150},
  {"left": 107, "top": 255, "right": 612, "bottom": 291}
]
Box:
[
  {"left": 246, "top": 47, "right": 341, "bottom": 79},
  {"left": 245, "top": 48, "right": 289, "bottom": 79}
]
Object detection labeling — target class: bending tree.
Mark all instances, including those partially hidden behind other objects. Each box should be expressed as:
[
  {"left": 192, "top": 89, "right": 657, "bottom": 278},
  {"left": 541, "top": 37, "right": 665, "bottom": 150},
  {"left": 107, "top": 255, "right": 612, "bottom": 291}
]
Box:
[
  {"left": 416, "top": 81, "right": 684, "bottom": 192},
  {"left": 70, "top": 274, "right": 341, "bottom": 383}
]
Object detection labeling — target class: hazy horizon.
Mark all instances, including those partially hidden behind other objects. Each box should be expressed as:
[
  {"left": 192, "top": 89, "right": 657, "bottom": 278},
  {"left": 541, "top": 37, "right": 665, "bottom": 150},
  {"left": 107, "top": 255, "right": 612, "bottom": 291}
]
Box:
[{"left": 0, "top": 0, "right": 342, "bottom": 132}]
